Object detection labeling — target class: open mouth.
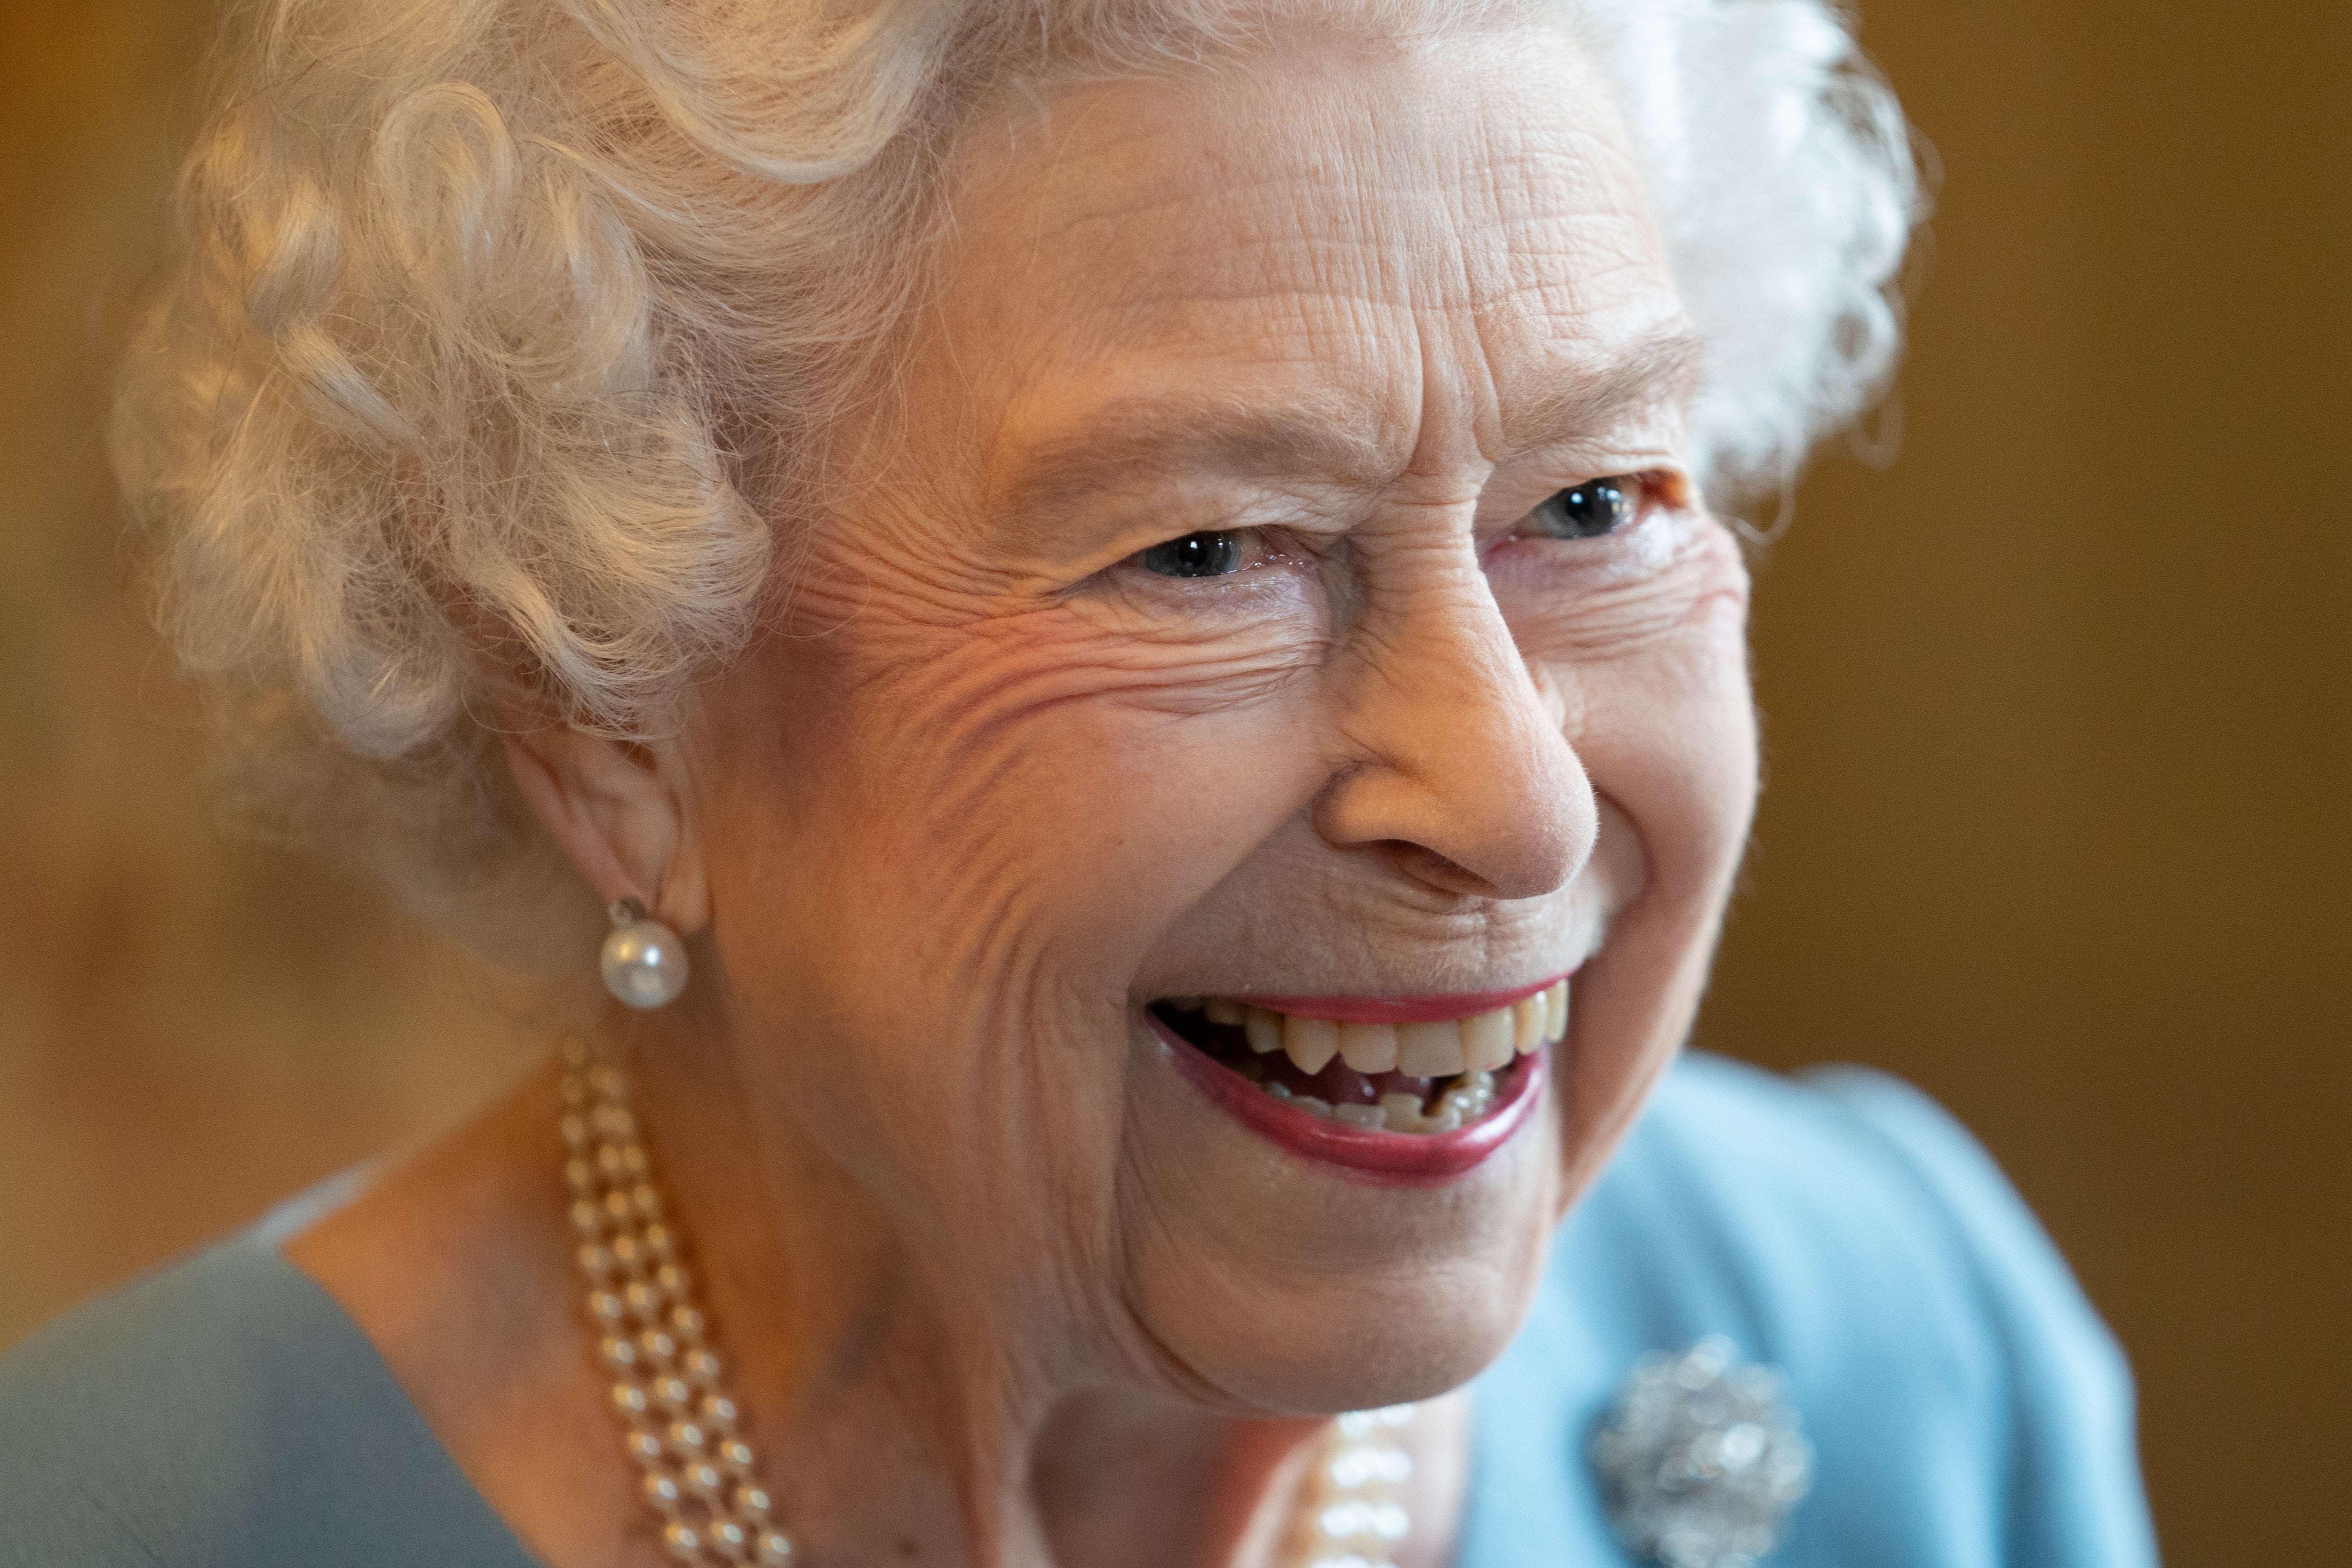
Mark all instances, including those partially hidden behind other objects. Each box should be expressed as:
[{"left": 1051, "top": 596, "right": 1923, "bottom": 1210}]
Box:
[{"left": 1147, "top": 978, "right": 1567, "bottom": 1179}]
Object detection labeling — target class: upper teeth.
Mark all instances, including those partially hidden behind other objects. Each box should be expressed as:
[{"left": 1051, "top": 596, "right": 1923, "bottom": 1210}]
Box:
[{"left": 1195, "top": 981, "right": 1567, "bottom": 1080}]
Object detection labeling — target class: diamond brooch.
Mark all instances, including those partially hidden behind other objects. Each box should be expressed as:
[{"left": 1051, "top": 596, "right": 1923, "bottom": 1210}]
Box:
[{"left": 1589, "top": 1337, "right": 1814, "bottom": 1568}]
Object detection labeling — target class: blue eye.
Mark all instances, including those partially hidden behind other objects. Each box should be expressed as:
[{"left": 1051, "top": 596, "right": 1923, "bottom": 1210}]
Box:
[
  {"left": 1141, "top": 531, "right": 1243, "bottom": 577},
  {"left": 1528, "top": 476, "right": 1642, "bottom": 539}
]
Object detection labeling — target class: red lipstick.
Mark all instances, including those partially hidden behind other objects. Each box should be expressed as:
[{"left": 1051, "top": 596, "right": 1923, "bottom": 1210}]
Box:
[{"left": 1151, "top": 1012, "right": 1549, "bottom": 1183}]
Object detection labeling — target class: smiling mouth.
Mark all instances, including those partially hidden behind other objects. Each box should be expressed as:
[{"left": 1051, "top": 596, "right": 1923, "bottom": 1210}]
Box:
[{"left": 1150, "top": 979, "right": 1566, "bottom": 1138}]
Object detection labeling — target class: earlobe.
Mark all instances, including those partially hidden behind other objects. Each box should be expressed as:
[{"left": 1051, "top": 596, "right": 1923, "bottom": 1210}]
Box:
[{"left": 500, "top": 726, "right": 711, "bottom": 938}]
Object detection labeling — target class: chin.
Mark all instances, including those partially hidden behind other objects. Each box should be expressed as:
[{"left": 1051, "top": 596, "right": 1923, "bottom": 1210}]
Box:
[{"left": 1114, "top": 984, "right": 1576, "bottom": 1415}]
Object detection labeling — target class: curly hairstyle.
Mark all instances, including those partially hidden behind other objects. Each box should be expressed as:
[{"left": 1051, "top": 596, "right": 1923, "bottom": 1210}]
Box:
[{"left": 112, "top": 0, "right": 1923, "bottom": 972}]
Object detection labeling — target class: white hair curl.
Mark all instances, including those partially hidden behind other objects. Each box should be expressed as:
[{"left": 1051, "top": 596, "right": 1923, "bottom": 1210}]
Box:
[{"left": 112, "top": 0, "right": 1923, "bottom": 969}]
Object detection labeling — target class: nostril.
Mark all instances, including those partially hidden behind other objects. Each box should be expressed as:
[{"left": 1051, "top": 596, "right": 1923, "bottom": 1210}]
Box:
[{"left": 1383, "top": 843, "right": 1502, "bottom": 900}]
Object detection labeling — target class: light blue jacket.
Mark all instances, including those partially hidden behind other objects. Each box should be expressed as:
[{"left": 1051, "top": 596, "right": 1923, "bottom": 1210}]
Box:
[{"left": 0, "top": 1053, "right": 2157, "bottom": 1566}]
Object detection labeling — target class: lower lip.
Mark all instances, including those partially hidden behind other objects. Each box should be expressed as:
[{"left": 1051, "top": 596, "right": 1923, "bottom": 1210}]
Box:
[{"left": 1150, "top": 1014, "right": 1549, "bottom": 1183}]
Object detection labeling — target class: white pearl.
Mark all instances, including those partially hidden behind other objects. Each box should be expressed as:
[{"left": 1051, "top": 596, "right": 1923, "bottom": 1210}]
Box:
[
  {"left": 603, "top": 916, "right": 690, "bottom": 1008},
  {"left": 756, "top": 1530, "right": 795, "bottom": 1565}
]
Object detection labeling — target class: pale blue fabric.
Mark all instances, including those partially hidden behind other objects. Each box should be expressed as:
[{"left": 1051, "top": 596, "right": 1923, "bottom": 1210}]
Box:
[{"left": 0, "top": 1054, "right": 2157, "bottom": 1566}]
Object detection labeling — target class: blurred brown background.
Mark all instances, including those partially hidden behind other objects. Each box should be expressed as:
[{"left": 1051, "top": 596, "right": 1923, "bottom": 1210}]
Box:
[{"left": 2, "top": 0, "right": 2344, "bottom": 1561}]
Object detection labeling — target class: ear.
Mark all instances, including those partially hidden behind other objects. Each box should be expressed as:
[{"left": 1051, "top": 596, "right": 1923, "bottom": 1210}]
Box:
[{"left": 501, "top": 724, "right": 711, "bottom": 937}]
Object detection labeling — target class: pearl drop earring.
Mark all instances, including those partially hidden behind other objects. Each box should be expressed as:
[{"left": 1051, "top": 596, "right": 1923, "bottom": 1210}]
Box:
[{"left": 600, "top": 898, "right": 689, "bottom": 1009}]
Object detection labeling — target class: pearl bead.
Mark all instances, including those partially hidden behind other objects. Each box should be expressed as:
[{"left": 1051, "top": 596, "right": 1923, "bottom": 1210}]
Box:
[
  {"left": 756, "top": 1529, "right": 795, "bottom": 1565},
  {"left": 660, "top": 1520, "right": 703, "bottom": 1560},
  {"left": 603, "top": 916, "right": 690, "bottom": 1009}
]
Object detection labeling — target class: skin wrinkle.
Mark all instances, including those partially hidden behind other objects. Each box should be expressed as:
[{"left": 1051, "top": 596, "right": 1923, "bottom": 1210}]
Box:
[{"left": 288, "top": 27, "right": 1764, "bottom": 1568}]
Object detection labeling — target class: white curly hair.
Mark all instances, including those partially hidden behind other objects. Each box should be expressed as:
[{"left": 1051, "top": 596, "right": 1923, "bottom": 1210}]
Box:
[{"left": 113, "top": 0, "right": 1923, "bottom": 971}]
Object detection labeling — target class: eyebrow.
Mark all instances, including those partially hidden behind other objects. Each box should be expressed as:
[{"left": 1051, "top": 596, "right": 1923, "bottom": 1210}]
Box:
[
  {"left": 983, "top": 325, "right": 1707, "bottom": 543},
  {"left": 1503, "top": 326, "right": 1707, "bottom": 453}
]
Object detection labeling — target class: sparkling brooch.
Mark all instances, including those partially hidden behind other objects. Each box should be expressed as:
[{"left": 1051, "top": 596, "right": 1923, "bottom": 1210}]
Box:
[{"left": 1589, "top": 1337, "right": 1814, "bottom": 1568}]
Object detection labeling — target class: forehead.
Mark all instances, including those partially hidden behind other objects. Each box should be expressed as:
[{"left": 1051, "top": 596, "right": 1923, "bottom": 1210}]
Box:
[{"left": 922, "top": 24, "right": 1688, "bottom": 505}]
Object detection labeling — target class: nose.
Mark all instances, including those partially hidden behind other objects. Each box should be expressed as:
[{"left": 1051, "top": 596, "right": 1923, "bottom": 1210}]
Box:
[{"left": 1311, "top": 541, "right": 1594, "bottom": 901}]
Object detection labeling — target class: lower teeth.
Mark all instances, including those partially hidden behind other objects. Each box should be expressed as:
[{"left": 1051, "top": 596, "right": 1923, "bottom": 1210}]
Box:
[{"left": 1262, "top": 1070, "right": 1499, "bottom": 1134}]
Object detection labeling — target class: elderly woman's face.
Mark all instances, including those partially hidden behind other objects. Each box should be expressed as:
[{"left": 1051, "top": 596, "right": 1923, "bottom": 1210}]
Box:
[{"left": 691, "top": 26, "right": 1754, "bottom": 1410}]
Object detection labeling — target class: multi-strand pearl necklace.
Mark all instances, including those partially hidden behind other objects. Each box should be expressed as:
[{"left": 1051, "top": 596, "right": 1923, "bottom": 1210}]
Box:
[{"left": 558, "top": 1039, "right": 1417, "bottom": 1568}]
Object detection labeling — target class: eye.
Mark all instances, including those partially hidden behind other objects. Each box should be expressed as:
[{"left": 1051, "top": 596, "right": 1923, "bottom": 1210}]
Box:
[
  {"left": 1140, "top": 531, "right": 1244, "bottom": 578},
  {"left": 1525, "top": 475, "right": 1645, "bottom": 540}
]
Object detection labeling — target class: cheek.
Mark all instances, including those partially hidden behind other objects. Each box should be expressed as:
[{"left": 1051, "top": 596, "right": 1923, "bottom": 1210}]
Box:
[
  {"left": 1527, "top": 535, "right": 1756, "bottom": 1192},
  {"left": 1508, "top": 519, "right": 1757, "bottom": 890},
  {"left": 846, "top": 601, "right": 1331, "bottom": 979},
  {"left": 695, "top": 596, "right": 1333, "bottom": 1106}
]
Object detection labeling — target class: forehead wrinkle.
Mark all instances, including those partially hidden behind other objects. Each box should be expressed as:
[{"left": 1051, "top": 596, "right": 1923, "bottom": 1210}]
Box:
[{"left": 940, "top": 31, "right": 1692, "bottom": 552}]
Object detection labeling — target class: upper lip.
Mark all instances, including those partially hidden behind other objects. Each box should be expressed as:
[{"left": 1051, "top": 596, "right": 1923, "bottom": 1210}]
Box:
[{"left": 1175, "top": 971, "right": 1571, "bottom": 1025}]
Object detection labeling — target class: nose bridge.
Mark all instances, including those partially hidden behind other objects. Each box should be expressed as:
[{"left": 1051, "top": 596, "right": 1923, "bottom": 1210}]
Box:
[{"left": 1320, "top": 521, "right": 1594, "bottom": 899}]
